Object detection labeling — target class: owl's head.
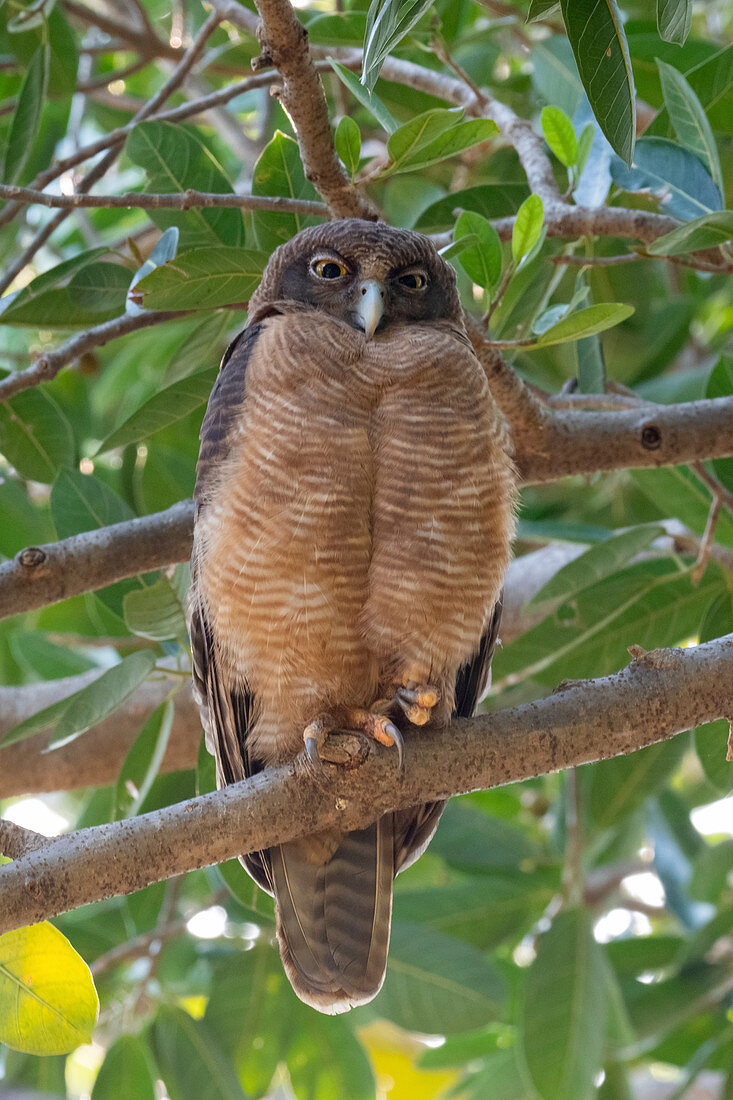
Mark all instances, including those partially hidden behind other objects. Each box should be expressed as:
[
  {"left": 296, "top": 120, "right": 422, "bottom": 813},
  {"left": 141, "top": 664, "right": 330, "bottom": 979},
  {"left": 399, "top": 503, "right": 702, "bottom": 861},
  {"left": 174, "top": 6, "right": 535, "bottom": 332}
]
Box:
[{"left": 248, "top": 219, "right": 461, "bottom": 337}]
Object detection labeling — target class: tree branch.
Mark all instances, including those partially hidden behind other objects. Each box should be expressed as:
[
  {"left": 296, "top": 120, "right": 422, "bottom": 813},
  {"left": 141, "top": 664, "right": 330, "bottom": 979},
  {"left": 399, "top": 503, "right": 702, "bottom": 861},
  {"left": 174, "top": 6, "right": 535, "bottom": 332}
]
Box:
[
  {"left": 0, "top": 394, "right": 731, "bottom": 617},
  {"left": 0, "top": 183, "right": 327, "bottom": 216},
  {"left": 209, "top": 0, "right": 375, "bottom": 219},
  {"left": 1, "top": 635, "right": 731, "bottom": 932},
  {"left": 0, "top": 311, "right": 189, "bottom": 403}
]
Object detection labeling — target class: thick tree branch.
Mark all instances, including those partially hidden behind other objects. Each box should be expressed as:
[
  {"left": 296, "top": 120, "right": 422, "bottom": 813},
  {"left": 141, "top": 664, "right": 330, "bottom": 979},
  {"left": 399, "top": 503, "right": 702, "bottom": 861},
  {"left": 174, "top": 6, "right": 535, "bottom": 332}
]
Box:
[
  {"left": 0, "top": 501, "right": 192, "bottom": 618},
  {"left": 1, "top": 636, "right": 731, "bottom": 932},
  {"left": 0, "top": 184, "right": 328, "bottom": 216},
  {"left": 210, "top": 0, "right": 375, "bottom": 219},
  {"left": 0, "top": 673, "right": 201, "bottom": 799}
]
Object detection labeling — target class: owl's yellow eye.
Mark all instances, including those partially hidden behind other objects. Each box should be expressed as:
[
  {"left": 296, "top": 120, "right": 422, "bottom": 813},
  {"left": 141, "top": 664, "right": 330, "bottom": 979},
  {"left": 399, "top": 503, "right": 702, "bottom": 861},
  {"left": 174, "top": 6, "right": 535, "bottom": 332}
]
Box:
[
  {"left": 398, "top": 270, "right": 428, "bottom": 290},
  {"left": 312, "top": 258, "right": 348, "bottom": 280}
]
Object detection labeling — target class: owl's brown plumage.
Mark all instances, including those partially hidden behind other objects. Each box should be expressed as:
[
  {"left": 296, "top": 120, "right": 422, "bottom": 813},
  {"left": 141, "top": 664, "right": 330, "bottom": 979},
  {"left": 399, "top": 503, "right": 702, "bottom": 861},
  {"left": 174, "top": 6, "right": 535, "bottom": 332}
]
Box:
[{"left": 190, "top": 219, "right": 516, "bottom": 1013}]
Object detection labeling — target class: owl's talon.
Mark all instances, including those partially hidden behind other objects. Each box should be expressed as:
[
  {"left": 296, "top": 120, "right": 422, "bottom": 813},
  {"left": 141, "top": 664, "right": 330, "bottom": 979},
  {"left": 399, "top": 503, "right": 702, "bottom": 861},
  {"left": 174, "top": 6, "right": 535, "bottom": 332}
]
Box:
[
  {"left": 395, "top": 681, "right": 440, "bottom": 726},
  {"left": 304, "top": 735, "right": 325, "bottom": 773}
]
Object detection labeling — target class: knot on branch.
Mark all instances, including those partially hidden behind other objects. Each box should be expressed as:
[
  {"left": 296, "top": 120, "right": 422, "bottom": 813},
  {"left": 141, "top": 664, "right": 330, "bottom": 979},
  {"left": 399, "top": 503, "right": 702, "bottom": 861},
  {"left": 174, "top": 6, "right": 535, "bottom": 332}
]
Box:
[
  {"left": 17, "top": 546, "right": 47, "bottom": 569},
  {"left": 640, "top": 423, "right": 662, "bottom": 450}
]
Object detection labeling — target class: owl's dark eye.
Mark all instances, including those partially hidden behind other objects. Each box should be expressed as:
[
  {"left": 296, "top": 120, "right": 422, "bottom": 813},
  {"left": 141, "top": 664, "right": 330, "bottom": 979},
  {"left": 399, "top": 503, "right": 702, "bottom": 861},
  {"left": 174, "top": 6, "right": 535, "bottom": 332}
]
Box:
[
  {"left": 398, "top": 270, "right": 428, "bottom": 290},
  {"left": 311, "top": 258, "right": 348, "bottom": 280}
]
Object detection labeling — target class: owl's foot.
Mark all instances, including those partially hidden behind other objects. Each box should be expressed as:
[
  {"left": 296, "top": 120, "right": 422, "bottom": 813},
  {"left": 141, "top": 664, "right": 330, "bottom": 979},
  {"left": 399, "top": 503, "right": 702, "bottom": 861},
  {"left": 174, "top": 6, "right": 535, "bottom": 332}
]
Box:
[
  {"left": 303, "top": 708, "right": 403, "bottom": 772},
  {"left": 394, "top": 680, "right": 440, "bottom": 726}
]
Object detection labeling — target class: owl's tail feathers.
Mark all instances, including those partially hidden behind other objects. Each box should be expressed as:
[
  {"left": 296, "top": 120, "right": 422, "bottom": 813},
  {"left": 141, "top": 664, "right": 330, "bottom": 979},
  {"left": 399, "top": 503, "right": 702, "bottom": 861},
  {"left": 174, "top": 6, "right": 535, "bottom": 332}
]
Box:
[{"left": 269, "top": 817, "right": 395, "bottom": 1014}]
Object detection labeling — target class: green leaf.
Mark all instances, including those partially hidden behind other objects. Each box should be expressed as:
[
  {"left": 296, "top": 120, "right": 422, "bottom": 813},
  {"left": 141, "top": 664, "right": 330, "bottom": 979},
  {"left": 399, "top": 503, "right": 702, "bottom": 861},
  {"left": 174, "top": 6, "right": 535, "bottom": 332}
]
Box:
[
  {"left": 0, "top": 922, "right": 98, "bottom": 1055},
  {"left": 329, "top": 59, "right": 398, "bottom": 133},
  {"left": 512, "top": 193, "right": 544, "bottom": 264},
  {"left": 251, "top": 131, "right": 321, "bottom": 253},
  {"left": 51, "top": 468, "right": 134, "bottom": 539},
  {"left": 632, "top": 466, "right": 733, "bottom": 547},
  {"left": 611, "top": 137, "right": 722, "bottom": 221},
  {"left": 657, "top": 0, "right": 692, "bottom": 46},
  {"left": 385, "top": 108, "right": 498, "bottom": 175},
  {"left": 540, "top": 105, "right": 578, "bottom": 168},
  {"left": 150, "top": 1005, "right": 248, "bottom": 1100},
  {"left": 646, "top": 210, "right": 733, "bottom": 255},
  {"left": 115, "top": 699, "right": 175, "bottom": 820},
  {"left": 657, "top": 60, "right": 724, "bottom": 197},
  {"left": 395, "top": 869, "right": 558, "bottom": 950},
  {"left": 376, "top": 923, "right": 505, "bottom": 1034},
  {"left": 361, "top": 0, "right": 433, "bottom": 93},
  {"left": 334, "top": 116, "right": 361, "bottom": 177},
  {"left": 136, "top": 248, "right": 266, "bottom": 312},
  {"left": 287, "top": 1008, "right": 375, "bottom": 1099},
  {"left": 415, "top": 183, "right": 529, "bottom": 231},
  {"left": 125, "top": 121, "right": 244, "bottom": 248},
  {"left": 431, "top": 802, "right": 537, "bottom": 870},
  {"left": 123, "top": 577, "right": 187, "bottom": 641},
  {"left": 528, "top": 524, "right": 666, "bottom": 614},
  {"left": 0, "top": 650, "right": 156, "bottom": 748},
  {"left": 163, "top": 311, "right": 233, "bottom": 385},
  {"left": 493, "top": 560, "right": 724, "bottom": 687},
  {"left": 560, "top": 0, "right": 636, "bottom": 164},
  {"left": 96, "top": 367, "right": 217, "bottom": 454},
  {"left": 521, "top": 909, "right": 608, "bottom": 1100},
  {"left": 92, "top": 1035, "right": 156, "bottom": 1100},
  {"left": 454, "top": 210, "right": 502, "bottom": 291},
  {"left": 3, "top": 45, "right": 48, "bottom": 184},
  {"left": 694, "top": 720, "right": 733, "bottom": 794},
  {"left": 0, "top": 387, "right": 74, "bottom": 483},
  {"left": 0, "top": 249, "right": 131, "bottom": 328},
  {"left": 529, "top": 303, "right": 633, "bottom": 348},
  {"left": 587, "top": 735, "right": 688, "bottom": 829},
  {"left": 528, "top": 0, "right": 560, "bottom": 19}
]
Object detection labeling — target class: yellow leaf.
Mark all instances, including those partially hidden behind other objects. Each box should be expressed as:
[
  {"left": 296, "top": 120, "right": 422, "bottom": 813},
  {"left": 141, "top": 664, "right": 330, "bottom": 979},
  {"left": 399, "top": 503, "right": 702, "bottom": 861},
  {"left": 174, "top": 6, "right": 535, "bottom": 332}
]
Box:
[{"left": 0, "top": 922, "right": 99, "bottom": 1055}]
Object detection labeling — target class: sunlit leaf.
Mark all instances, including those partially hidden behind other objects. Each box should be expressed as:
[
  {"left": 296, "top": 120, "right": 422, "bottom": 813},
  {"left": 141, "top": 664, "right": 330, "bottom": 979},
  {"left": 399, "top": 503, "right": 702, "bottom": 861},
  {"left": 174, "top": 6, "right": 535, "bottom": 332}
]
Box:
[
  {"left": 0, "top": 923, "right": 98, "bottom": 1056},
  {"left": 511, "top": 193, "right": 544, "bottom": 264},
  {"left": 334, "top": 115, "right": 362, "bottom": 177},
  {"left": 454, "top": 210, "right": 502, "bottom": 291},
  {"left": 123, "top": 577, "right": 187, "bottom": 641},
  {"left": 361, "top": 0, "right": 433, "bottom": 93},
  {"left": 541, "top": 105, "right": 577, "bottom": 168},
  {"left": 386, "top": 108, "right": 498, "bottom": 175},
  {"left": 529, "top": 303, "right": 633, "bottom": 348}
]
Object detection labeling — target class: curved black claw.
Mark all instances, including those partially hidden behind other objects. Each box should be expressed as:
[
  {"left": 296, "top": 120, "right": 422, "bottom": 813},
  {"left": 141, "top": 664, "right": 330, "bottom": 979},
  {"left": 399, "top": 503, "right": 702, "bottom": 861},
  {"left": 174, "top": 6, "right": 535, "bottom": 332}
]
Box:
[
  {"left": 383, "top": 719, "right": 405, "bottom": 775},
  {"left": 304, "top": 735, "right": 325, "bottom": 775}
]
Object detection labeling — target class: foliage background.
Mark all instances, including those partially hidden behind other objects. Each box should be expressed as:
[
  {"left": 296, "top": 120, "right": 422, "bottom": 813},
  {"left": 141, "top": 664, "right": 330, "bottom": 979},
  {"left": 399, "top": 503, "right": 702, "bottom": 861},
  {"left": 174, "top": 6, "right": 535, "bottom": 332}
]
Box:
[{"left": 0, "top": 0, "right": 732, "bottom": 1097}]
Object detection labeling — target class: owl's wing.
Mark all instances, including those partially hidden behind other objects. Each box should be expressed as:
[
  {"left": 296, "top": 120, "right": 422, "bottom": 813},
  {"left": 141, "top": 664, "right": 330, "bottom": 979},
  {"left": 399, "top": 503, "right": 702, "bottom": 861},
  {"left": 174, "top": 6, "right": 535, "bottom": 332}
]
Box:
[
  {"left": 189, "top": 321, "right": 274, "bottom": 893},
  {"left": 394, "top": 597, "right": 503, "bottom": 874}
]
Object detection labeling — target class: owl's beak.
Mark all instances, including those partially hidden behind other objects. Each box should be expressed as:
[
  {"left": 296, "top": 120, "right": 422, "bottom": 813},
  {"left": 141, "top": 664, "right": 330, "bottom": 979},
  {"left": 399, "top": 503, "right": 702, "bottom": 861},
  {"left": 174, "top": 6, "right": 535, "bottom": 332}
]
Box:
[{"left": 356, "top": 280, "right": 385, "bottom": 339}]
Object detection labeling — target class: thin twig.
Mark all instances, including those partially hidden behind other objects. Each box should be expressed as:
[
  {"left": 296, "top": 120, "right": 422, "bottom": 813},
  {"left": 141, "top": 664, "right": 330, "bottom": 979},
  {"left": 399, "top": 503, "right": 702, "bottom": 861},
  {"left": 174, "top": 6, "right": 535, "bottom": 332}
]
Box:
[
  {"left": 0, "top": 312, "right": 189, "bottom": 403},
  {"left": 693, "top": 463, "right": 733, "bottom": 518},
  {"left": 692, "top": 492, "right": 723, "bottom": 584},
  {"left": 0, "top": 183, "right": 327, "bottom": 216}
]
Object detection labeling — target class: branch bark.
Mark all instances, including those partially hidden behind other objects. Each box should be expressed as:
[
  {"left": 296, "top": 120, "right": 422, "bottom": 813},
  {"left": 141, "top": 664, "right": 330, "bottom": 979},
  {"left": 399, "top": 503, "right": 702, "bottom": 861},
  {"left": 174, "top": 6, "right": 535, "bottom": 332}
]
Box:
[
  {"left": 0, "top": 184, "right": 328, "bottom": 216},
  {"left": 1, "top": 635, "right": 731, "bottom": 932},
  {"left": 211, "top": 0, "right": 375, "bottom": 219},
  {"left": 0, "top": 395, "right": 731, "bottom": 619}
]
